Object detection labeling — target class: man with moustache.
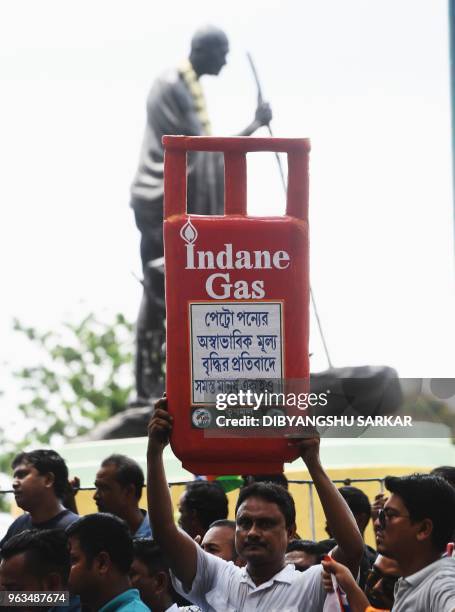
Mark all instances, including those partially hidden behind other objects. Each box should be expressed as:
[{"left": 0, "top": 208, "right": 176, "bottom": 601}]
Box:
[
  {"left": 146, "top": 397, "right": 363, "bottom": 611},
  {"left": 323, "top": 474, "right": 455, "bottom": 611},
  {"left": 93, "top": 454, "right": 151, "bottom": 538}
]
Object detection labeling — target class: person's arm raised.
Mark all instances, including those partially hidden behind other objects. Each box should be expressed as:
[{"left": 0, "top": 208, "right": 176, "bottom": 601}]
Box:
[
  {"left": 291, "top": 436, "right": 364, "bottom": 576},
  {"left": 147, "top": 397, "right": 198, "bottom": 589}
]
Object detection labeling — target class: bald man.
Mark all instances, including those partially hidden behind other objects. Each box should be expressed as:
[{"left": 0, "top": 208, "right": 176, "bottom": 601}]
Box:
[
  {"left": 201, "top": 520, "right": 241, "bottom": 564},
  {"left": 131, "top": 26, "right": 271, "bottom": 399}
]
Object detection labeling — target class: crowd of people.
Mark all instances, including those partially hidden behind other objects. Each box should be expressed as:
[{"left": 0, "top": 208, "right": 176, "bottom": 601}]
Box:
[{"left": 0, "top": 399, "right": 454, "bottom": 611}]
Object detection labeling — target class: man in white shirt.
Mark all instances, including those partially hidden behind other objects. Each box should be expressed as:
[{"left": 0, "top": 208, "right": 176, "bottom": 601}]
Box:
[{"left": 147, "top": 398, "right": 364, "bottom": 612}]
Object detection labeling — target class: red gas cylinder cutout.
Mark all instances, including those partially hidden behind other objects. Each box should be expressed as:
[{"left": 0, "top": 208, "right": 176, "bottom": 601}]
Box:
[{"left": 163, "top": 136, "right": 310, "bottom": 475}]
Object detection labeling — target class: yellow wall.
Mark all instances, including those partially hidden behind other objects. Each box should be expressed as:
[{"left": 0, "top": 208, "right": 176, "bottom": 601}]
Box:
[{"left": 73, "top": 465, "right": 425, "bottom": 546}]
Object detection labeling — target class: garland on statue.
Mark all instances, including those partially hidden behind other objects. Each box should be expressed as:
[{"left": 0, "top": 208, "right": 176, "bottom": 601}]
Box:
[{"left": 179, "top": 60, "right": 211, "bottom": 135}]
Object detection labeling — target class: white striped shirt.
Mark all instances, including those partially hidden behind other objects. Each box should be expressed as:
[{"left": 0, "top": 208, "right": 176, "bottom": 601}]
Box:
[
  {"left": 393, "top": 556, "right": 455, "bottom": 612},
  {"left": 171, "top": 545, "right": 326, "bottom": 612}
]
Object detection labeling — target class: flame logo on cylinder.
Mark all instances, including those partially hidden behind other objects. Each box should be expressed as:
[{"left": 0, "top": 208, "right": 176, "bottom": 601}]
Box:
[{"left": 180, "top": 219, "right": 198, "bottom": 244}]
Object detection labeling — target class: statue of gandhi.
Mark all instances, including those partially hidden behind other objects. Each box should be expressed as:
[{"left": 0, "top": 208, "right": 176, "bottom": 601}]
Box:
[{"left": 130, "top": 26, "right": 272, "bottom": 401}]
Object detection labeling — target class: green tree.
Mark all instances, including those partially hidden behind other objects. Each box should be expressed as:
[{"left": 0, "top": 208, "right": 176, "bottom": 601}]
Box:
[{"left": 2, "top": 312, "right": 134, "bottom": 463}]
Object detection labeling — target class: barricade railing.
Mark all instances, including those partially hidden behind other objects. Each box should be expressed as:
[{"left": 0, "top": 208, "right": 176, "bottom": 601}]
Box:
[{"left": 0, "top": 477, "right": 385, "bottom": 540}]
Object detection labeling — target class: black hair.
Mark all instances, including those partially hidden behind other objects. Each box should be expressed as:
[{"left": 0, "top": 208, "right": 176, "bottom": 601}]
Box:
[
  {"left": 0, "top": 529, "right": 70, "bottom": 584},
  {"left": 132, "top": 538, "right": 169, "bottom": 575},
  {"left": 315, "top": 538, "right": 339, "bottom": 555},
  {"left": 338, "top": 486, "right": 371, "bottom": 518},
  {"left": 208, "top": 519, "right": 236, "bottom": 530},
  {"left": 205, "top": 519, "right": 237, "bottom": 560},
  {"left": 132, "top": 538, "right": 181, "bottom": 603},
  {"left": 286, "top": 539, "right": 328, "bottom": 556},
  {"left": 242, "top": 473, "right": 289, "bottom": 490},
  {"left": 101, "top": 454, "right": 145, "bottom": 500},
  {"left": 235, "top": 482, "right": 296, "bottom": 528},
  {"left": 385, "top": 474, "right": 455, "bottom": 551},
  {"left": 12, "top": 450, "right": 69, "bottom": 499},
  {"left": 184, "top": 481, "right": 228, "bottom": 531},
  {"left": 430, "top": 466, "right": 455, "bottom": 489},
  {"left": 66, "top": 513, "right": 133, "bottom": 573}
]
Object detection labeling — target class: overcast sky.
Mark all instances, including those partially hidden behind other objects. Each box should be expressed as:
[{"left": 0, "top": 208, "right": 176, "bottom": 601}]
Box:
[{"left": 0, "top": 0, "right": 454, "bottom": 433}]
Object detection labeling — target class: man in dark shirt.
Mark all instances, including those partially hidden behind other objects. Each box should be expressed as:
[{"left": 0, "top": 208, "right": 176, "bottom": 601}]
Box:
[
  {"left": 93, "top": 454, "right": 151, "bottom": 538},
  {"left": 177, "top": 481, "right": 228, "bottom": 540},
  {"left": 1, "top": 450, "right": 78, "bottom": 547}
]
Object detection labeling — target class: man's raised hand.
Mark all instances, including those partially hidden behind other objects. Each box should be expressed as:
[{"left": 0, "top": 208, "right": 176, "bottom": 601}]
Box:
[
  {"left": 147, "top": 397, "right": 173, "bottom": 455},
  {"left": 287, "top": 434, "right": 321, "bottom": 467},
  {"left": 371, "top": 492, "right": 388, "bottom": 522}
]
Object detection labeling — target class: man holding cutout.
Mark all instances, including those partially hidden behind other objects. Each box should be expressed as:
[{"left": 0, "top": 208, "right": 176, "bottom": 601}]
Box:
[{"left": 147, "top": 397, "right": 363, "bottom": 611}]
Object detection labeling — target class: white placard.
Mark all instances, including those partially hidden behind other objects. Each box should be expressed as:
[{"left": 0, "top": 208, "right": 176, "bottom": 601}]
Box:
[{"left": 190, "top": 302, "right": 283, "bottom": 404}]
